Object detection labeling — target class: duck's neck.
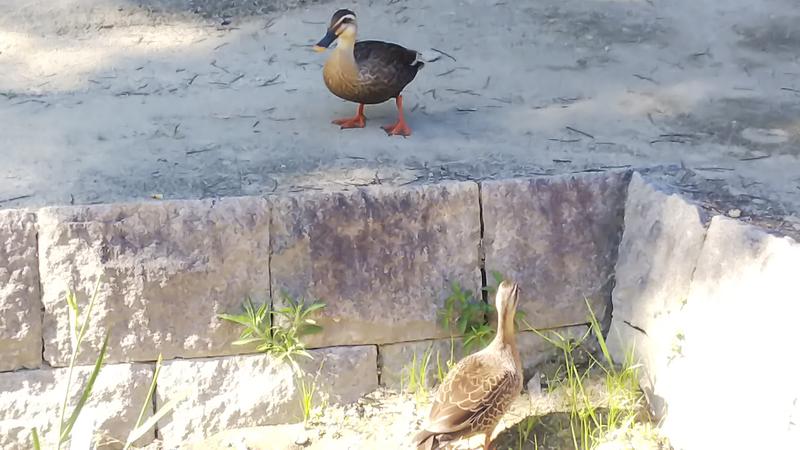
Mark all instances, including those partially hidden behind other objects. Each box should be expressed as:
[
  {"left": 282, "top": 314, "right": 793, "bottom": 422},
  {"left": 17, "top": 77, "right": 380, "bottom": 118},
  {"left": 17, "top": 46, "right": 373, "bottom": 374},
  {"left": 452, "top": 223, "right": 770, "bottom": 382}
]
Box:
[
  {"left": 492, "top": 311, "right": 517, "bottom": 349},
  {"left": 330, "top": 36, "right": 358, "bottom": 77}
]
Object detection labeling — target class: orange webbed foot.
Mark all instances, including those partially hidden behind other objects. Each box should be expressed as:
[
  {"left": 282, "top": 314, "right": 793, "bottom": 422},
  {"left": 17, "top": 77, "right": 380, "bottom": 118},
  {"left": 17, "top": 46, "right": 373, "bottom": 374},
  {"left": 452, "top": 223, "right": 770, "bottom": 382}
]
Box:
[
  {"left": 332, "top": 103, "right": 366, "bottom": 129},
  {"left": 332, "top": 115, "right": 366, "bottom": 129},
  {"left": 381, "top": 120, "right": 412, "bottom": 137}
]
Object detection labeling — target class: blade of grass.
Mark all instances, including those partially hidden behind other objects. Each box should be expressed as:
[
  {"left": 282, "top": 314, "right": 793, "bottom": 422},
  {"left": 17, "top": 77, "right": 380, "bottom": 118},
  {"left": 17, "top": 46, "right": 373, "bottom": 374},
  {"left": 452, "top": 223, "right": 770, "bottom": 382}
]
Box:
[
  {"left": 123, "top": 354, "right": 163, "bottom": 450},
  {"left": 125, "top": 388, "right": 190, "bottom": 445},
  {"left": 585, "top": 298, "right": 613, "bottom": 368},
  {"left": 31, "top": 428, "right": 41, "bottom": 450},
  {"left": 58, "top": 278, "right": 103, "bottom": 449},
  {"left": 60, "top": 331, "right": 110, "bottom": 444}
]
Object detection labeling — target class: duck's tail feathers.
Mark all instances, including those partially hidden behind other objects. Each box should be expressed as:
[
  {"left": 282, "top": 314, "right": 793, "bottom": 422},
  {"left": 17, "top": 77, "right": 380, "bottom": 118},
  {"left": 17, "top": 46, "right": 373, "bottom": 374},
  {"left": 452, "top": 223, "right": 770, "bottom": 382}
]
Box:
[
  {"left": 414, "top": 48, "right": 449, "bottom": 68},
  {"left": 413, "top": 430, "right": 439, "bottom": 450}
]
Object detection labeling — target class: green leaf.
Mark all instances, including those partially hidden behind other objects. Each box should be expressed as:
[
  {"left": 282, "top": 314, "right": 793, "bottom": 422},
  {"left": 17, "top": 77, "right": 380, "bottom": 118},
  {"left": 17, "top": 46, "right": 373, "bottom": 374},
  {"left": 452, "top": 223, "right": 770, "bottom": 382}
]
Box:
[
  {"left": 31, "top": 428, "right": 41, "bottom": 450},
  {"left": 231, "top": 337, "right": 263, "bottom": 347},
  {"left": 301, "top": 302, "right": 326, "bottom": 315},
  {"left": 60, "top": 330, "right": 110, "bottom": 444},
  {"left": 217, "top": 313, "right": 254, "bottom": 327}
]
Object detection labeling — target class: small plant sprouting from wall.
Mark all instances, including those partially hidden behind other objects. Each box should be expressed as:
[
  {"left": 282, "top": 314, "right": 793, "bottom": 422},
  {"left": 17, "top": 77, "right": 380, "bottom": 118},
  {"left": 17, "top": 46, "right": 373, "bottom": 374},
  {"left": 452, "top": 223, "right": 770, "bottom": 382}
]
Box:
[
  {"left": 218, "top": 293, "right": 326, "bottom": 367},
  {"left": 440, "top": 280, "right": 493, "bottom": 353},
  {"left": 31, "top": 279, "right": 180, "bottom": 450},
  {"left": 299, "top": 359, "right": 327, "bottom": 424},
  {"left": 219, "top": 293, "right": 327, "bottom": 423},
  {"left": 401, "top": 346, "right": 435, "bottom": 403},
  {"left": 439, "top": 271, "right": 527, "bottom": 354}
]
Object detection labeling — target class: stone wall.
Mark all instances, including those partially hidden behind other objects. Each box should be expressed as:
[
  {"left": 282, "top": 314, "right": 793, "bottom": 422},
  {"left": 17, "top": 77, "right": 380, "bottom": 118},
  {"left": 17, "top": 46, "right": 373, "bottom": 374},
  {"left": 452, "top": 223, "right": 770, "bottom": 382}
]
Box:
[
  {"left": 0, "top": 172, "right": 628, "bottom": 449},
  {"left": 8, "top": 169, "right": 798, "bottom": 449}
]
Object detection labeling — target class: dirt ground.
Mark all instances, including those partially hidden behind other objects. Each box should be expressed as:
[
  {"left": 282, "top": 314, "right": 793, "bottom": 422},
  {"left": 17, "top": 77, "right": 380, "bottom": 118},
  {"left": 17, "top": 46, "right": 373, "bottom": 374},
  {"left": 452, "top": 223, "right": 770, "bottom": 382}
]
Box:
[{"left": 1, "top": 0, "right": 799, "bottom": 220}]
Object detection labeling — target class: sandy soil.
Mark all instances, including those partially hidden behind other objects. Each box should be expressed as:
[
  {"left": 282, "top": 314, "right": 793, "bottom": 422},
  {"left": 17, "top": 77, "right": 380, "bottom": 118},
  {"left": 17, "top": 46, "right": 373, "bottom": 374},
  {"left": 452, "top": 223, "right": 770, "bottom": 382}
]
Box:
[{"left": 1, "top": 0, "right": 799, "bottom": 219}]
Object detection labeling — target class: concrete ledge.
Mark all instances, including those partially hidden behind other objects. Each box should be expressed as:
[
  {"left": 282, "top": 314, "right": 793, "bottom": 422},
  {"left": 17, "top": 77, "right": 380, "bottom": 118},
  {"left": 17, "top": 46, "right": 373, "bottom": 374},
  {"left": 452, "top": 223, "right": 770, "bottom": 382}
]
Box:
[
  {"left": 0, "top": 209, "right": 41, "bottom": 371},
  {"left": 482, "top": 171, "right": 630, "bottom": 329},
  {"left": 270, "top": 182, "right": 482, "bottom": 347},
  {"left": 156, "top": 346, "right": 378, "bottom": 449},
  {"left": 0, "top": 363, "right": 154, "bottom": 450},
  {"left": 37, "top": 197, "right": 271, "bottom": 366}
]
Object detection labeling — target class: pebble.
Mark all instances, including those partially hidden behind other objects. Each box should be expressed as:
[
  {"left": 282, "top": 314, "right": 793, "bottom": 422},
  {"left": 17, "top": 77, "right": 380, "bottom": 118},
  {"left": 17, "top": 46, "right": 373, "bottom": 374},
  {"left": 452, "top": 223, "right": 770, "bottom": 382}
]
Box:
[
  {"left": 727, "top": 208, "right": 742, "bottom": 218},
  {"left": 527, "top": 372, "right": 543, "bottom": 396},
  {"left": 294, "top": 432, "right": 310, "bottom": 446}
]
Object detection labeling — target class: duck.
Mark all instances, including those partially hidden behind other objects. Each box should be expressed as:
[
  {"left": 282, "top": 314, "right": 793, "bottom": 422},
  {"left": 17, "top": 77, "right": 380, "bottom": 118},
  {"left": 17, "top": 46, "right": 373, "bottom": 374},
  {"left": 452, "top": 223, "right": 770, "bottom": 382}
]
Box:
[
  {"left": 414, "top": 280, "right": 524, "bottom": 450},
  {"left": 313, "top": 9, "right": 424, "bottom": 137}
]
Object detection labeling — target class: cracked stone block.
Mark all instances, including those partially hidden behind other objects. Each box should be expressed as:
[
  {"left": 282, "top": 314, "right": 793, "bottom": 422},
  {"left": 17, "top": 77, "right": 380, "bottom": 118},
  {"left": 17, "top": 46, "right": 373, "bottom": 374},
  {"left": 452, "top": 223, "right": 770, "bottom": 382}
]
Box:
[
  {"left": 0, "top": 209, "right": 42, "bottom": 371},
  {"left": 481, "top": 171, "right": 630, "bottom": 329},
  {"left": 0, "top": 362, "right": 153, "bottom": 449},
  {"left": 605, "top": 173, "right": 709, "bottom": 417},
  {"left": 37, "top": 197, "right": 270, "bottom": 366},
  {"left": 156, "top": 346, "right": 378, "bottom": 448},
  {"left": 270, "top": 182, "right": 481, "bottom": 347},
  {"left": 656, "top": 217, "right": 800, "bottom": 450}
]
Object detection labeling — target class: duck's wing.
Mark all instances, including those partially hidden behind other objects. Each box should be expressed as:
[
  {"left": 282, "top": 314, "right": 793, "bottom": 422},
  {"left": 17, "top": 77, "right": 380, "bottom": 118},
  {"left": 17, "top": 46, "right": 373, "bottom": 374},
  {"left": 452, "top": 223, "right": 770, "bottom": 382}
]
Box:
[
  {"left": 352, "top": 40, "right": 423, "bottom": 101},
  {"left": 354, "top": 40, "right": 421, "bottom": 65},
  {"left": 424, "top": 353, "right": 518, "bottom": 435}
]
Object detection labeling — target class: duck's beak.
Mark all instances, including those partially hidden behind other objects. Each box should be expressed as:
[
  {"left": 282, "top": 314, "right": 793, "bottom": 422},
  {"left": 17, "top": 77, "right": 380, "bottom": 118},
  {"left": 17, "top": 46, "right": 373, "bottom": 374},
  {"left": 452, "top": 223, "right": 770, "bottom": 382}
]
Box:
[{"left": 313, "top": 29, "right": 338, "bottom": 52}]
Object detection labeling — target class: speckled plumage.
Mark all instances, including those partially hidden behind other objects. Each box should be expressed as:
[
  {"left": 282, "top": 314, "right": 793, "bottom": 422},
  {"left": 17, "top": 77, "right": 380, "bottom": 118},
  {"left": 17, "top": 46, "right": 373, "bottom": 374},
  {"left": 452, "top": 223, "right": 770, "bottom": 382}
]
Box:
[{"left": 414, "top": 282, "right": 523, "bottom": 450}]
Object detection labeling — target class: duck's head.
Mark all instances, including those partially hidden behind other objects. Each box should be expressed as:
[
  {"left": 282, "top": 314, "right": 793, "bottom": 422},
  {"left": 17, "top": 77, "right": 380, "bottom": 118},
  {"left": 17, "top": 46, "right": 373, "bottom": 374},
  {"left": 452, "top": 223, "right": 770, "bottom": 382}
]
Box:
[
  {"left": 314, "top": 9, "right": 357, "bottom": 52},
  {"left": 495, "top": 280, "right": 520, "bottom": 330}
]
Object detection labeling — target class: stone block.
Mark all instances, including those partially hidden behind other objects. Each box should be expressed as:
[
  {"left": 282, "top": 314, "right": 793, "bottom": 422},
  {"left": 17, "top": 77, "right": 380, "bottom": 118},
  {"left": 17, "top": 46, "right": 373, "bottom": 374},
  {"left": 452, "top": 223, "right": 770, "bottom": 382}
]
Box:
[
  {"left": 0, "top": 363, "right": 153, "bottom": 449},
  {"left": 156, "top": 346, "right": 378, "bottom": 448},
  {"left": 657, "top": 217, "right": 800, "bottom": 450},
  {"left": 481, "top": 171, "right": 630, "bottom": 328},
  {"left": 605, "top": 173, "right": 709, "bottom": 414},
  {"left": 37, "top": 197, "right": 270, "bottom": 366},
  {"left": 0, "top": 209, "right": 41, "bottom": 371},
  {"left": 270, "top": 182, "right": 481, "bottom": 347}
]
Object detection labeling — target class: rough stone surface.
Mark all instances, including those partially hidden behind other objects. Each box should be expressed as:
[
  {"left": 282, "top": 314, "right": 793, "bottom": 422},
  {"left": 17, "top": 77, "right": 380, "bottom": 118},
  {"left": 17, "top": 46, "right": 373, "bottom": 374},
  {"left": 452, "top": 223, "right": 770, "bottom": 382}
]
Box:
[
  {"left": 0, "top": 209, "right": 42, "bottom": 371},
  {"left": 606, "top": 173, "right": 709, "bottom": 417},
  {"left": 0, "top": 363, "right": 154, "bottom": 449},
  {"left": 653, "top": 217, "right": 800, "bottom": 450},
  {"left": 271, "top": 182, "right": 481, "bottom": 347},
  {"left": 156, "top": 346, "right": 378, "bottom": 449},
  {"left": 37, "top": 197, "right": 270, "bottom": 366},
  {"left": 481, "top": 171, "right": 630, "bottom": 329}
]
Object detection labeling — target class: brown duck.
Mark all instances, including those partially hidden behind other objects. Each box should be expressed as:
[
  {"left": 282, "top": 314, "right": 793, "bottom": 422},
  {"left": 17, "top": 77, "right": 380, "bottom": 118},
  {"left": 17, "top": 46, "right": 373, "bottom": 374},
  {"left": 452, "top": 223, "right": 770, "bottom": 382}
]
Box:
[
  {"left": 313, "top": 9, "right": 424, "bottom": 136},
  {"left": 414, "top": 281, "right": 523, "bottom": 450}
]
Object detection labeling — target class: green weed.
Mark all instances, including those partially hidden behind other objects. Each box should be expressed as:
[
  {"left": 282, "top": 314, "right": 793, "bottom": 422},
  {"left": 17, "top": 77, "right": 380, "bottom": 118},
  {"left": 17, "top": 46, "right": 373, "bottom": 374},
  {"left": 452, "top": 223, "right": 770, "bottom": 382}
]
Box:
[
  {"left": 521, "top": 299, "right": 646, "bottom": 450},
  {"left": 401, "top": 346, "right": 435, "bottom": 402},
  {"left": 298, "top": 360, "right": 326, "bottom": 424},
  {"left": 218, "top": 293, "right": 325, "bottom": 368}
]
